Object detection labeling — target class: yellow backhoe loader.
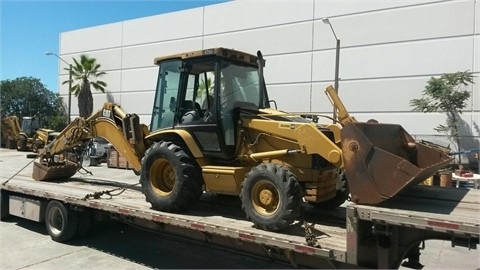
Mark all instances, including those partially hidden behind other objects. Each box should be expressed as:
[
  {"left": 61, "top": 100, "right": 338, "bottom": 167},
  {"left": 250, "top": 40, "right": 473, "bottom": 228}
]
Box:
[
  {"left": 1, "top": 116, "right": 54, "bottom": 152},
  {"left": 33, "top": 48, "right": 451, "bottom": 231},
  {"left": 1, "top": 116, "right": 21, "bottom": 149},
  {"left": 15, "top": 116, "right": 56, "bottom": 152}
]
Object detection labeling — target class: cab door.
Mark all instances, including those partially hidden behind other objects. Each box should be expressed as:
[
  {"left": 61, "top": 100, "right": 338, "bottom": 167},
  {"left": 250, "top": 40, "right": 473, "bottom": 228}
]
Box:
[{"left": 176, "top": 60, "right": 233, "bottom": 159}]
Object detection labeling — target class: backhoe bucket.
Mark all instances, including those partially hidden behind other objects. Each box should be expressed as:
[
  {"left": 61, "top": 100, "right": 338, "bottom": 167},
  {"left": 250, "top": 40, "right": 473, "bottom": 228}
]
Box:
[
  {"left": 341, "top": 122, "right": 452, "bottom": 205},
  {"left": 32, "top": 160, "right": 79, "bottom": 181}
]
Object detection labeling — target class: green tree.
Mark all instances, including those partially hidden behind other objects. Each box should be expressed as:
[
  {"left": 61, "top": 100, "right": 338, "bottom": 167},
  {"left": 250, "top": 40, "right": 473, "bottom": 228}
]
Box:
[
  {"left": 410, "top": 71, "right": 474, "bottom": 162},
  {"left": 63, "top": 54, "right": 107, "bottom": 117},
  {"left": 0, "top": 77, "right": 67, "bottom": 130}
]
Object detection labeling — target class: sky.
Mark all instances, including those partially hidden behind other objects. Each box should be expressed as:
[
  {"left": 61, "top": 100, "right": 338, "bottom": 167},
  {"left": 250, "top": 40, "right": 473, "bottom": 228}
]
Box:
[{"left": 0, "top": 0, "right": 229, "bottom": 92}]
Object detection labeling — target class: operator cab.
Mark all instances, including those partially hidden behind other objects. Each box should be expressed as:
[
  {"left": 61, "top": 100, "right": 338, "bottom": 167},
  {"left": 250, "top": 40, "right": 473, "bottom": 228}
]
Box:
[
  {"left": 150, "top": 48, "right": 269, "bottom": 161},
  {"left": 21, "top": 117, "right": 40, "bottom": 137}
]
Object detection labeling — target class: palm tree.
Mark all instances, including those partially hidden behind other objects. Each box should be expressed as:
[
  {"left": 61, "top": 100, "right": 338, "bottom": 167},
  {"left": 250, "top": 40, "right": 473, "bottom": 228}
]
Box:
[{"left": 63, "top": 54, "right": 107, "bottom": 117}]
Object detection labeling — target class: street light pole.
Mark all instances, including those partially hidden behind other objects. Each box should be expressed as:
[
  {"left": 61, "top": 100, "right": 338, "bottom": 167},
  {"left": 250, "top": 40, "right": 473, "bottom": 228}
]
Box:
[
  {"left": 45, "top": 52, "right": 72, "bottom": 124},
  {"left": 322, "top": 18, "right": 340, "bottom": 122}
]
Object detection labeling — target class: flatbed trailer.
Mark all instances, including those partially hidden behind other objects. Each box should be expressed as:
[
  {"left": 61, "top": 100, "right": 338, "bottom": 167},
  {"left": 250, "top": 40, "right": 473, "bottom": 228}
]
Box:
[{"left": 1, "top": 149, "right": 479, "bottom": 268}]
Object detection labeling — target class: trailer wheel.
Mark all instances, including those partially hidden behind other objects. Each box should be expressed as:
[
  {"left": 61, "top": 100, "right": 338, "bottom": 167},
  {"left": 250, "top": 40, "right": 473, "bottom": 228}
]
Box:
[
  {"left": 140, "top": 141, "right": 203, "bottom": 212},
  {"left": 16, "top": 135, "right": 27, "bottom": 151},
  {"left": 76, "top": 210, "right": 92, "bottom": 237},
  {"left": 0, "top": 190, "right": 10, "bottom": 221},
  {"left": 240, "top": 163, "right": 303, "bottom": 231},
  {"left": 45, "top": 200, "right": 79, "bottom": 242}
]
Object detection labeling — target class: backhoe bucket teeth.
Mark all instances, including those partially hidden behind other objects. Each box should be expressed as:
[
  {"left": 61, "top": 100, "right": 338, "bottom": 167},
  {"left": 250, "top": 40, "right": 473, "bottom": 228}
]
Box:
[
  {"left": 341, "top": 122, "right": 452, "bottom": 205},
  {"left": 32, "top": 160, "right": 79, "bottom": 181}
]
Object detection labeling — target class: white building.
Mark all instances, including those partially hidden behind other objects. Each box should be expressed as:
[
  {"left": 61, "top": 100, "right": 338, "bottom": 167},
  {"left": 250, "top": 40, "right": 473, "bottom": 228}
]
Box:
[{"left": 56, "top": 0, "right": 479, "bottom": 163}]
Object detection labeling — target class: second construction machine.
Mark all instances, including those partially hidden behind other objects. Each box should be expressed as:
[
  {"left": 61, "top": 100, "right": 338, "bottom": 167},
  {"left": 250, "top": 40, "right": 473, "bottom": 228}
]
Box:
[
  {"left": 34, "top": 48, "right": 451, "bottom": 231},
  {"left": 1, "top": 115, "right": 56, "bottom": 152}
]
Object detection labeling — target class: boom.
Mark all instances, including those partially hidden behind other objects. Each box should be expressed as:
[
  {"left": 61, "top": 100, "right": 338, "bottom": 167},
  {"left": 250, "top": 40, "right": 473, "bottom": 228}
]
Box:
[{"left": 35, "top": 102, "right": 150, "bottom": 180}]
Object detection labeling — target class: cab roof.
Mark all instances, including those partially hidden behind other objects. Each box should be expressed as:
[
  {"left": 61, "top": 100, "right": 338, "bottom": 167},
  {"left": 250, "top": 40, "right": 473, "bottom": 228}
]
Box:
[{"left": 153, "top": 47, "right": 259, "bottom": 66}]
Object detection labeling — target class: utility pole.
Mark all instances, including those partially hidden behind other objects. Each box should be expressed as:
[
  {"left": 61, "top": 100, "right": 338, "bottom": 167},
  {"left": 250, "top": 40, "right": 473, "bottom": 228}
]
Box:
[
  {"left": 322, "top": 18, "right": 340, "bottom": 122},
  {"left": 46, "top": 52, "right": 72, "bottom": 124}
]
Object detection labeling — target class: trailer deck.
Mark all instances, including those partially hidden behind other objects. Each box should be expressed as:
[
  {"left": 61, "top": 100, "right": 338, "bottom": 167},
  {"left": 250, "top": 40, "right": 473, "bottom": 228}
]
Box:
[{"left": 1, "top": 149, "right": 479, "bottom": 268}]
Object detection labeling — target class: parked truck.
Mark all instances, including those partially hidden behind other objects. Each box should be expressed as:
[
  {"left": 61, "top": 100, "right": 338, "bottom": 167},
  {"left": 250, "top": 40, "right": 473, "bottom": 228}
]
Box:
[{"left": 1, "top": 48, "right": 477, "bottom": 268}]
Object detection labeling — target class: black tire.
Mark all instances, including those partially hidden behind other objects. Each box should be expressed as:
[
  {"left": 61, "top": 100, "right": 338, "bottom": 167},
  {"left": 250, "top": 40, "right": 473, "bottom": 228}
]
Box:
[
  {"left": 32, "top": 140, "right": 43, "bottom": 153},
  {"left": 90, "top": 157, "right": 101, "bottom": 166},
  {"left": 76, "top": 210, "right": 92, "bottom": 237},
  {"left": 140, "top": 141, "right": 203, "bottom": 212},
  {"left": 0, "top": 190, "right": 10, "bottom": 221},
  {"left": 45, "top": 200, "right": 79, "bottom": 242},
  {"left": 16, "top": 136, "right": 27, "bottom": 151},
  {"left": 240, "top": 163, "right": 303, "bottom": 231}
]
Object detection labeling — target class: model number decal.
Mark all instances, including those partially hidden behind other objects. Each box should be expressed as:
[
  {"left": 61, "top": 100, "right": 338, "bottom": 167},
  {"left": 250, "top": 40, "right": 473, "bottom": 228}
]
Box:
[{"left": 279, "top": 123, "right": 295, "bottom": 129}]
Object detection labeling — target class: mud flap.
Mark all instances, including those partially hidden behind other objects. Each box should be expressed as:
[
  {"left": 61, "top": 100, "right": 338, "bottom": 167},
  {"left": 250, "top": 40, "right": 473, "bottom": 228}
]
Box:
[
  {"left": 341, "top": 122, "right": 452, "bottom": 205},
  {"left": 32, "top": 161, "right": 79, "bottom": 181}
]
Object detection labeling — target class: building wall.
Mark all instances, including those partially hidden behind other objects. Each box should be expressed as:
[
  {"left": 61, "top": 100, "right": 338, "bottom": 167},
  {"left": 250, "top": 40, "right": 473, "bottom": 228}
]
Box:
[{"left": 57, "top": 0, "right": 479, "bottom": 151}]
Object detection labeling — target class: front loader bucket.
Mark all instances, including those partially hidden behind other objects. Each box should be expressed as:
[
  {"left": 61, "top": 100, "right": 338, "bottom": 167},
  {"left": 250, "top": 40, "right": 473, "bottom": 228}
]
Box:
[
  {"left": 32, "top": 160, "right": 79, "bottom": 181},
  {"left": 341, "top": 122, "right": 452, "bottom": 205}
]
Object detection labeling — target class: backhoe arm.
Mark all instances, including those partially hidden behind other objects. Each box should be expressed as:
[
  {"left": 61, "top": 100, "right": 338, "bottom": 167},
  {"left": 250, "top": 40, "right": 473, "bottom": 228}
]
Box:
[
  {"left": 1, "top": 116, "right": 21, "bottom": 139},
  {"left": 35, "top": 102, "right": 150, "bottom": 181}
]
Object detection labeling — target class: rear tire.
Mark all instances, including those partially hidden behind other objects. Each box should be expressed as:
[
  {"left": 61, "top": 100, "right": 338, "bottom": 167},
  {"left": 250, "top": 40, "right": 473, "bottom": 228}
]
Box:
[
  {"left": 140, "top": 141, "right": 203, "bottom": 212},
  {"left": 45, "top": 200, "right": 79, "bottom": 242},
  {"left": 90, "top": 157, "right": 101, "bottom": 166},
  {"left": 76, "top": 209, "right": 92, "bottom": 237},
  {"left": 0, "top": 190, "right": 10, "bottom": 221},
  {"left": 240, "top": 163, "right": 303, "bottom": 231},
  {"left": 16, "top": 136, "right": 27, "bottom": 151}
]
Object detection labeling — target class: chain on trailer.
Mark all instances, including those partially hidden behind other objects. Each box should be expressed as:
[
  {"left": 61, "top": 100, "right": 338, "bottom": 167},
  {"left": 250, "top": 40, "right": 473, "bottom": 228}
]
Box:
[
  {"left": 82, "top": 182, "right": 141, "bottom": 200},
  {"left": 303, "top": 221, "right": 322, "bottom": 248}
]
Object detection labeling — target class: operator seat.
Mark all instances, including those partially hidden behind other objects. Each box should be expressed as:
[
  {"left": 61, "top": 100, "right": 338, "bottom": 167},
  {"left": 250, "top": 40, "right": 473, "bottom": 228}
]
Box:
[{"left": 180, "top": 100, "right": 203, "bottom": 123}]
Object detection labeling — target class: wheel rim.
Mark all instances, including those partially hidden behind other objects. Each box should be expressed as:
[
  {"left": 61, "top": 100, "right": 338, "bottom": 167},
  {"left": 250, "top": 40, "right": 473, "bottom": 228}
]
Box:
[
  {"left": 150, "top": 158, "right": 176, "bottom": 196},
  {"left": 251, "top": 179, "right": 280, "bottom": 216},
  {"left": 47, "top": 207, "right": 64, "bottom": 236}
]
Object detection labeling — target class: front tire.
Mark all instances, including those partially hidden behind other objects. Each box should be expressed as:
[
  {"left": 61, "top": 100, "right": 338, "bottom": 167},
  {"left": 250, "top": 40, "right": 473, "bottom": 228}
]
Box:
[
  {"left": 45, "top": 200, "right": 79, "bottom": 242},
  {"left": 140, "top": 141, "right": 203, "bottom": 212},
  {"left": 240, "top": 163, "right": 303, "bottom": 231},
  {"left": 32, "top": 140, "right": 43, "bottom": 153}
]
